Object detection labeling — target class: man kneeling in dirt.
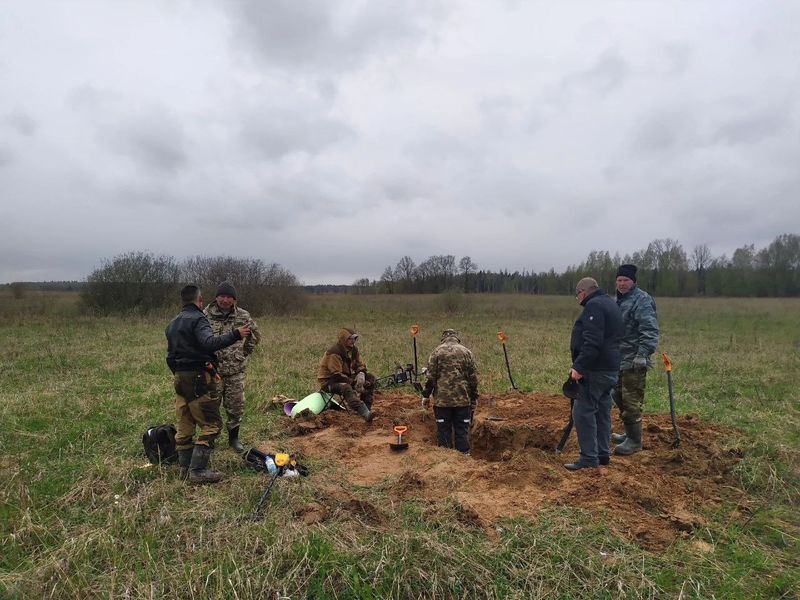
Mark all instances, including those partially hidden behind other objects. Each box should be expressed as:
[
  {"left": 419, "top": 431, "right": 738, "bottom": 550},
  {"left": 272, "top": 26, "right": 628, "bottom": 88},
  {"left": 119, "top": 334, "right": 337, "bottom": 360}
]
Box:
[
  {"left": 317, "top": 328, "right": 376, "bottom": 422},
  {"left": 422, "top": 329, "right": 479, "bottom": 454}
]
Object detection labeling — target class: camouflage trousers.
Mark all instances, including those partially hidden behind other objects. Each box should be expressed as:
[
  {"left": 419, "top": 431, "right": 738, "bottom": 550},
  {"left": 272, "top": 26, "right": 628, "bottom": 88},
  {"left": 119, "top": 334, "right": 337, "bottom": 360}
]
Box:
[
  {"left": 325, "top": 373, "right": 376, "bottom": 412},
  {"left": 173, "top": 371, "right": 222, "bottom": 450},
  {"left": 210, "top": 371, "right": 247, "bottom": 431},
  {"left": 611, "top": 368, "right": 647, "bottom": 425}
]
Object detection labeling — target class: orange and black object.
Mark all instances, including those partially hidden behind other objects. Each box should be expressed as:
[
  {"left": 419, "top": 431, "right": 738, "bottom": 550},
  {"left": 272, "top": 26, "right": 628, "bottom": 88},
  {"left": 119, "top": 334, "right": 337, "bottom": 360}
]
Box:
[
  {"left": 497, "top": 331, "right": 517, "bottom": 390},
  {"left": 661, "top": 353, "right": 681, "bottom": 448}
]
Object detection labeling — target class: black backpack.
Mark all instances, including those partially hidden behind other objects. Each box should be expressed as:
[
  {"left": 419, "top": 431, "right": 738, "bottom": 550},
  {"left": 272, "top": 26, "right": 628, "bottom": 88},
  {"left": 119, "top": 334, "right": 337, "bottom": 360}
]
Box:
[{"left": 143, "top": 424, "right": 178, "bottom": 464}]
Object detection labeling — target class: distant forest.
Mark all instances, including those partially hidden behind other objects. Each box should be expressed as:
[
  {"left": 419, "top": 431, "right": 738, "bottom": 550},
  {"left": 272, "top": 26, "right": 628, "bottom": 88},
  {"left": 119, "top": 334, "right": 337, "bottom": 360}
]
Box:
[
  {"left": 352, "top": 233, "right": 800, "bottom": 297},
  {"left": 3, "top": 233, "right": 798, "bottom": 301}
]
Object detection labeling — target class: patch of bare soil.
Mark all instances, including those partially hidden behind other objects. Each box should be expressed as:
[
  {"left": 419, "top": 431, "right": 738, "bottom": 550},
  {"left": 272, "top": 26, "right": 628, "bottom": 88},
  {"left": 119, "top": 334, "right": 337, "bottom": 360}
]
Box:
[{"left": 269, "top": 391, "right": 745, "bottom": 549}]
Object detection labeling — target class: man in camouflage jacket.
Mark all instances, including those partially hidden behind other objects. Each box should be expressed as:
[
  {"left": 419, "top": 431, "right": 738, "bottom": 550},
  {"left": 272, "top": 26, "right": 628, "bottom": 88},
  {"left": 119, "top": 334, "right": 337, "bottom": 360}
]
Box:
[
  {"left": 610, "top": 264, "right": 660, "bottom": 456},
  {"left": 204, "top": 281, "right": 261, "bottom": 452},
  {"left": 422, "top": 329, "right": 479, "bottom": 454},
  {"left": 317, "top": 327, "right": 377, "bottom": 422}
]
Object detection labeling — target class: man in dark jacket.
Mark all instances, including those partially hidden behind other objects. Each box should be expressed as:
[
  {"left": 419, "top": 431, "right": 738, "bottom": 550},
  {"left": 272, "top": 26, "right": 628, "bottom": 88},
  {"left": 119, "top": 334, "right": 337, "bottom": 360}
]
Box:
[
  {"left": 166, "top": 285, "right": 250, "bottom": 483},
  {"left": 565, "top": 277, "right": 624, "bottom": 471},
  {"left": 610, "top": 264, "right": 660, "bottom": 456}
]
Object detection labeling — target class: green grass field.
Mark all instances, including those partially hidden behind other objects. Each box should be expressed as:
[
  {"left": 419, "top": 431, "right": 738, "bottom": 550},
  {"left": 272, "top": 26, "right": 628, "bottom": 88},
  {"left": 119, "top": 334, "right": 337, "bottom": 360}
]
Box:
[{"left": 1, "top": 293, "right": 798, "bottom": 599}]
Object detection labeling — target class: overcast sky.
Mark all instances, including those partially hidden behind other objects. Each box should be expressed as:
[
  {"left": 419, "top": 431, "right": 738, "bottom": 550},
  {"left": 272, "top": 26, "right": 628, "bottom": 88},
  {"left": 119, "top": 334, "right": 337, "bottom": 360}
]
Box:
[{"left": 1, "top": 1, "right": 798, "bottom": 284}]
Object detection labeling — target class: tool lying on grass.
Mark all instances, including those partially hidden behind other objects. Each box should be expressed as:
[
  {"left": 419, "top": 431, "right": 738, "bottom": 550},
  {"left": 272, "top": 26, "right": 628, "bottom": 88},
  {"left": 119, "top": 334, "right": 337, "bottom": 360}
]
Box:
[
  {"left": 389, "top": 425, "right": 409, "bottom": 451},
  {"left": 497, "top": 331, "right": 517, "bottom": 390},
  {"left": 241, "top": 449, "right": 308, "bottom": 521},
  {"left": 555, "top": 377, "right": 580, "bottom": 453},
  {"left": 661, "top": 352, "right": 681, "bottom": 448}
]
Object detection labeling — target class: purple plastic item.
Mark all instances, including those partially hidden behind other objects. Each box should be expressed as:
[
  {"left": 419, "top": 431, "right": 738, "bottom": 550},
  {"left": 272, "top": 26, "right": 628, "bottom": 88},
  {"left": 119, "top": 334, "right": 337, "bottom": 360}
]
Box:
[{"left": 283, "top": 402, "right": 296, "bottom": 417}]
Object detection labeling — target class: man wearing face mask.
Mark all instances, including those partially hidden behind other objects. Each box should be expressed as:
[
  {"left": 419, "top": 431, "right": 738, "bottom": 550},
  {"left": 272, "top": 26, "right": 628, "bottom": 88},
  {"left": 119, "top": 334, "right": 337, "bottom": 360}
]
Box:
[
  {"left": 204, "top": 281, "right": 261, "bottom": 453},
  {"left": 317, "top": 328, "right": 376, "bottom": 422}
]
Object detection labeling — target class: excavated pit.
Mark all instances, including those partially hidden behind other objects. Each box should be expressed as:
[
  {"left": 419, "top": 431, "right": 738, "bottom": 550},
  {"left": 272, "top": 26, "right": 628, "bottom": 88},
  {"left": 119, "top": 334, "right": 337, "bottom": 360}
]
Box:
[{"left": 268, "top": 391, "right": 746, "bottom": 549}]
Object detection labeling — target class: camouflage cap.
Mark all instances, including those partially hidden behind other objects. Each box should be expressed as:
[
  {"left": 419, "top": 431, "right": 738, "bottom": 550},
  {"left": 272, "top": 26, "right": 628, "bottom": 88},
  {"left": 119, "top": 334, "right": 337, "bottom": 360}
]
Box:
[{"left": 441, "top": 329, "right": 460, "bottom": 342}]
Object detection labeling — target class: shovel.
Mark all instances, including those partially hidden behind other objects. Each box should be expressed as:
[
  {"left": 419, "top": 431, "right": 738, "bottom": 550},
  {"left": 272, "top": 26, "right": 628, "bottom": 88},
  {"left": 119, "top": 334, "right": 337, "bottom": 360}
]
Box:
[
  {"left": 496, "top": 331, "right": 517, "bottom": 391},
  {"left": 661, "top": 352, "right": 681, "bottom": 448}
]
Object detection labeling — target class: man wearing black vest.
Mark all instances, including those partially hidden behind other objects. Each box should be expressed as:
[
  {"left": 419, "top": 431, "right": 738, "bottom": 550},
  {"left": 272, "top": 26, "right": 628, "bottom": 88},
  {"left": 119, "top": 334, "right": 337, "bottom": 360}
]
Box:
[{"left": 165, "top": 285, "right": 250, "bottom": 483}]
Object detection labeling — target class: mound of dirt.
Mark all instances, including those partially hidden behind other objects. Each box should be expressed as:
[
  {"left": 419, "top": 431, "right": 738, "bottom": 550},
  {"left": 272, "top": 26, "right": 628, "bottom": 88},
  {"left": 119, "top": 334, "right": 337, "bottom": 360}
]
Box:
[{"left": 270, "top": 391, "right": 745, "bottom": 549}]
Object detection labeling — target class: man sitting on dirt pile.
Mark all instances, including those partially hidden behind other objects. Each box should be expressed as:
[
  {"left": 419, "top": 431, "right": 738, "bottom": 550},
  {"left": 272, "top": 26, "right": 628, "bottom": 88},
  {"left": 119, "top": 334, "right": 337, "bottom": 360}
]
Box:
[
  {"left": 422, "top": 329, "right": 479, "bottom": 455},
  {"left": 317, "top": 328, "right": 377, "bottom": 422},
  {"left": 204, "top": 281, "right": 261, "bottom": 453},
  {"left": 165, "top": 285, "right": 250, "bottom": 484},
  {"left": 610, "top": 264, "right": 660, "bottom": 456},
  {"left": 565, "top": 277, "right": 623, "bottom": 471}
]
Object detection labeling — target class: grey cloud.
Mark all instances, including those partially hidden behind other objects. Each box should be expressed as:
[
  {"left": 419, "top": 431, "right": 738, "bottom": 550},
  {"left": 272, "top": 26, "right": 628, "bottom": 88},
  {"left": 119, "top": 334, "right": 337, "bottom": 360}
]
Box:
[
  {"left": 2, "top": 111, "right": 36, "bottom": 136},
  {"left": 241, "top": 109, "right": 354, "bottom": 159},
  {"left": 224, "top": 0, "right": 445, "bottom": 72},
  {"left": 103, "top": 106, "right": 188, "bottom": 174},
  {"left": 631, "top": 110, "right": 699, "bottom": 153},
  {"left": 0, "top": 146, "right": 14, "bottom": 167},
  {"left": 711, "top": 108, "right": 788, "bottom": 146},
  {"left": 560, "top": 50, "right": 630, "bottom": 98}
]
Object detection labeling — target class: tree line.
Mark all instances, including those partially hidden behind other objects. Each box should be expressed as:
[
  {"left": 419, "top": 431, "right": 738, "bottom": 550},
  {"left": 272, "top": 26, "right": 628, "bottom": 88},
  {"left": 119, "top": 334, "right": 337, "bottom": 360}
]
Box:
[
  {"left": 82, "top": 252, "right": 306, "bottom": 315},
  {"left": 354, "top": 233, "right": 800, "bottom": 297}
]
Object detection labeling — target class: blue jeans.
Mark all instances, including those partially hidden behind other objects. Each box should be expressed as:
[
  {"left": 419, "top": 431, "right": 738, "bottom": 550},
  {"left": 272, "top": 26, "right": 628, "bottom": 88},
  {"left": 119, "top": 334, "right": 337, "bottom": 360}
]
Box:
[{"left": 573, "top": 371, "right": 618, "bottom": 465}]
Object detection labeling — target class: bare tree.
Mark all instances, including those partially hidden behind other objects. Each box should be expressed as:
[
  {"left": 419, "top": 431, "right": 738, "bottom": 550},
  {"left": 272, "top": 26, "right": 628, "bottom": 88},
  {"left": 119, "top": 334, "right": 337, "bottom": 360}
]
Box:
[{"left": 459, "top": 256, "right": 477, "bottom": 292}]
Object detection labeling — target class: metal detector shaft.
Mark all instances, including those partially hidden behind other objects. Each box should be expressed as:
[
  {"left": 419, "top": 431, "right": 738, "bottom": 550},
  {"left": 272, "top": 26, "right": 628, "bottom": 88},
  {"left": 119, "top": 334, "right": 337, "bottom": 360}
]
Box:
[
  {"left": 248, "top": 469, "right": 280, "bottom": 520},
  {"left": 555, "top": 398, "right": 574, "bottom": 453},
  {"left": 412, "top": 337, "right": 418, "bottom": 378}
]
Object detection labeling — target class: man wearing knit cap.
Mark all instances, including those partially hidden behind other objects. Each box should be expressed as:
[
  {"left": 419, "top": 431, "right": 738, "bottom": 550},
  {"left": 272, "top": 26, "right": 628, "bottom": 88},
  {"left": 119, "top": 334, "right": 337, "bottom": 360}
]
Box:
[
  {"left": 610, "top": 265, "right": 660, "bottom": 455},
  {"left": 422, "top": 329, "right": 479, "bottom": 454},
  {"left": 204, "top": 281, "right": 261, "bottom": 452},
  {"left": 317, "top": 328, "right": 377, "bottom": 422}
]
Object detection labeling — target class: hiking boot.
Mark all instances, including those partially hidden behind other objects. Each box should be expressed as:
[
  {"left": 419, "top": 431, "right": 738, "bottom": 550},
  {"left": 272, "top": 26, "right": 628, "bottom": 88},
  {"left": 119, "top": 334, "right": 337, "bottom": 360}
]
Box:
[
  {"left": 357, "top": 403, "right": 373, "bottom": 423},
  {"left": 188, "top": 444, "right": 223, "bottom": 484},
  {"left": 599, "top": 456, "right": 610, "bottom": 466},
  {"left": 610, "top": 432, "right": 626, "bottom": 444},
  {"left": 614, "top": 421, "right": 642, "bottom": 456},
  {"left": 228, "top": 426, "right": 245, "bottom": 453},
  {"left": 177, "top": 448, "right": 193, "bottom": 480}
]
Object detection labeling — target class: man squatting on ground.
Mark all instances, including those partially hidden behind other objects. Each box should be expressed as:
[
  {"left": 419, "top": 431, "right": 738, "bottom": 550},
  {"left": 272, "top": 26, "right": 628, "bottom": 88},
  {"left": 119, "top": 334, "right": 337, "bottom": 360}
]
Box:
[
  {"left": 204, "top": 281, "right": 261, "bottom": 453},
  {"left": 610, "top": 264, "right": 660, "bottom": 456},
  {"left": 566, "top": 277, "right": 624, "bottom": 471},
  {"left": 165, "top": 285, "right": 250, "bottom": 484},
  {"left": 422, "top": 329, "right": 479, "bottom": 455},
  {"left": 317, "top": 328, "right": 377, "bottom": 422}
]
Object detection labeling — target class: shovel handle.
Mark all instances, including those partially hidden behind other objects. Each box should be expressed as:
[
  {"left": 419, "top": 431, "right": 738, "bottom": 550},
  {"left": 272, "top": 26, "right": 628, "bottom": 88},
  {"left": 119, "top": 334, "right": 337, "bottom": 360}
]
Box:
[
  {"left": 661, "top": 352, "right": 672, "bottom": 372},
  {"left": 410, "top": 325, "right": 420, "bottom": 337},
  {"left": 497, "top": 331, "right": 506, "bottom": 343},
  {"left": 393, "top": 426, "right": 407, "bottom": 435}
]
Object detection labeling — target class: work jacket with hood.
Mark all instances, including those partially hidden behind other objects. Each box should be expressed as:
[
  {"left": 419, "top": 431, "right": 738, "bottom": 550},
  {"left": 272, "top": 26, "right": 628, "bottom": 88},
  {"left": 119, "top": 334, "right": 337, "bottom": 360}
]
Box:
[
  {"left": 570, "top": 288, "right": 624, "bottom": 375},
  {"left": 425, "top": 335, "right": 479, "bottom": 408},
  {"left": 616, "top": 285, "right": 659, "bottom": 370},
  {"left": 204, "top": 302, "right": 261, "bottom": 376},
  {"left": 317, "top": 328, "right": 367, "bottom": 387}
]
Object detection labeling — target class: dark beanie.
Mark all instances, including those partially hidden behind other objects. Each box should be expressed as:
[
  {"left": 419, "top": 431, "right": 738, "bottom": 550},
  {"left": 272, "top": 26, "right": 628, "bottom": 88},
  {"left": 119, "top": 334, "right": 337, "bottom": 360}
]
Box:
[
  {"left": 616, "top": 264, "right": 637, "bottom": 282},
  {"left": 215, "top": 281, "right": 237, "bottom": 299}
]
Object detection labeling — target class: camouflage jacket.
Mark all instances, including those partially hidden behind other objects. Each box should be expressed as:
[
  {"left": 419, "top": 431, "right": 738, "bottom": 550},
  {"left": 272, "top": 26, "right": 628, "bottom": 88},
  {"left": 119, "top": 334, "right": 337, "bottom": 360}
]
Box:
[
  {"left": 317, "top": 328, "right": 367, "bottom": 387},
  {"left": 425, "top": 336, "right": 478, "bottom": 408},
  {"left": 204, "top": 302, "right": 260, "bottom": 376},
  {"left": 616, "top": 286, "right": 659, "bottom": 370}
]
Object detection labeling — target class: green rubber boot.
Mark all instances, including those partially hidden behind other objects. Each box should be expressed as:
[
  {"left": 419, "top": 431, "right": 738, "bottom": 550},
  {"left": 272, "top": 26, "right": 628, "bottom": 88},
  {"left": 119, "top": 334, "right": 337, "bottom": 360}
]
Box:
[
  {"left": 188, "top": 445, "right": 223, "bottom": 484},
  {"left": 613, "top": 421, "right": 642, "bottom": 456},
  {"left": 177, "top": 448, "right": 193, "bottom": 481}
]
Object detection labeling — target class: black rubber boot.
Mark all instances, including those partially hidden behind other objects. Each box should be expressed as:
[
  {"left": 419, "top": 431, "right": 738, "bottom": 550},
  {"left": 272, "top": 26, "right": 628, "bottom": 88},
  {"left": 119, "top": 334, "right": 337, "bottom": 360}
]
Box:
[
  {"left": 614, "top": 421, "right": 642, "bottom": 455},
  {"left": 188, "top": 444, "right": 223, "bottom": 484},
  {"left": 356, "top": 403, "right": 373, "bottom": 423},
  {"left": 610, "top": 431, "right": 626, "bottom": 444},
  {"left": 177, "top": 448, "right": 193, "bottom": 480},
  {"left": 228, "top": 426, "right": 245, "bottom": 453}
]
